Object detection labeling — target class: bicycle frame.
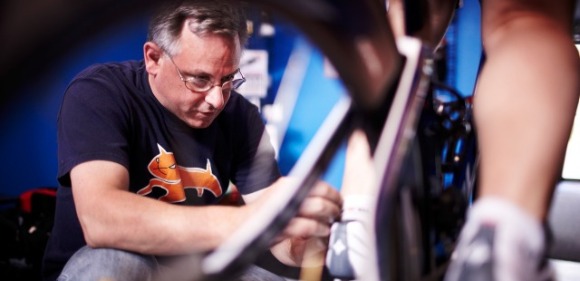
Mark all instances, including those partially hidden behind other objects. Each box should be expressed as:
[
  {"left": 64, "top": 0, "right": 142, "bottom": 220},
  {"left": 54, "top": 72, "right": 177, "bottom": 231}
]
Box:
[{"left": 198, "top": 0, "right": 470, "bottom": 280}]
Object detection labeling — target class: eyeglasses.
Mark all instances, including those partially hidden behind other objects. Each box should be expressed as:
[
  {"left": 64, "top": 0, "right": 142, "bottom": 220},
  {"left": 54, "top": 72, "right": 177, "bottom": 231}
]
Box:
[{"left": 165, "top": 53, "right": 246, "bottom": 93}]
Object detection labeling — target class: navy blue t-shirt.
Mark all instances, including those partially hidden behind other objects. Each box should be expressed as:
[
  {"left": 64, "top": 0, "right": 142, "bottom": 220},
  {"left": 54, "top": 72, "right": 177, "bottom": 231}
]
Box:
[{"left": 42, "top": 60, "right": 280, "bottom": 280}]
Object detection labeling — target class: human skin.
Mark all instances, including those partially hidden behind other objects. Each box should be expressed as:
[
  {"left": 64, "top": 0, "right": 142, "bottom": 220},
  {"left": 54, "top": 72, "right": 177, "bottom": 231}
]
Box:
[{"left": 474, "top": 0, "right": 580, "bottom": 220}]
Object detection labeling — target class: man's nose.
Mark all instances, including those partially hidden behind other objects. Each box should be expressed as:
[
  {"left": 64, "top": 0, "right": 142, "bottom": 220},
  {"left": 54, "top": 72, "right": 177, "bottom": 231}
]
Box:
[{"left": 204, "top": 86, "right": 224, "bottom": 109}]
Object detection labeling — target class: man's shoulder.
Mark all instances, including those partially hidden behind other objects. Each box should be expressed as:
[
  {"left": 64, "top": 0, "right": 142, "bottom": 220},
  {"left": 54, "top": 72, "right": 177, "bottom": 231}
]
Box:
[
  {"left": 75, "top": 60, "right": 144, "bottom": 80},
  {"left": 224, "top": 92, "right": 260, "bottom": 115},
  {"left": 219, "top": 92, "right": 264, "bottom": 127},
  {"left": 62, "top": 60, "right": 151, "bottom": 114},
  {"left": 216, "top": 92, "right": 266, "bottom": 140},
  {"left": 65, "top": 60, "right": 148, "bottom": 99}
]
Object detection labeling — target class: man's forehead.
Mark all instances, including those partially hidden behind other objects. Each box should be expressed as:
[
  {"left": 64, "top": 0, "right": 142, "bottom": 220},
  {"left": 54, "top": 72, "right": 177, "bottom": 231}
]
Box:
[{"left": 183, "top": 18, "right": 242, "bottom": 44}]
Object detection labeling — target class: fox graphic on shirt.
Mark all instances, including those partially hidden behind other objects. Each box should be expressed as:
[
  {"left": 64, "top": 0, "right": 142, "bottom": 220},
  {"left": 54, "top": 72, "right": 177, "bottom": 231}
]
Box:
[{"left": 137, "top": 144, "right": 223, "bottom": 203}]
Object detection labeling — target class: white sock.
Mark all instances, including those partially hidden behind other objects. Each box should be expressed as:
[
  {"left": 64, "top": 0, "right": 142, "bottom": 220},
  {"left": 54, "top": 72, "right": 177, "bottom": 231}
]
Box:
[{"left": 447, "top": 197, "right": 550, "bottom": 281}]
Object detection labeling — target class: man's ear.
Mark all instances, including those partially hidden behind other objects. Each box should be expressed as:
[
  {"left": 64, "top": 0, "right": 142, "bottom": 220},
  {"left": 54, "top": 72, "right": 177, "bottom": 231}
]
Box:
[{"left": 144, "top": 42, "right": 163, "bottom": 75}]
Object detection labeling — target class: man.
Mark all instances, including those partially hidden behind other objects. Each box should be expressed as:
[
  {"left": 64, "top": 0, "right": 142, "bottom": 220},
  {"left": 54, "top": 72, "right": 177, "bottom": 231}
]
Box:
[{"left": 42, "top": 1, "right": 342, "bottom": 280}]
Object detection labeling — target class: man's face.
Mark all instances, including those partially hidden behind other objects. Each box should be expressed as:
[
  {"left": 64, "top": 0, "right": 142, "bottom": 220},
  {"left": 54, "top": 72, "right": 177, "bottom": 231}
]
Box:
[{"left": 148, "top": 24, "right": 242, "bottom": 129}]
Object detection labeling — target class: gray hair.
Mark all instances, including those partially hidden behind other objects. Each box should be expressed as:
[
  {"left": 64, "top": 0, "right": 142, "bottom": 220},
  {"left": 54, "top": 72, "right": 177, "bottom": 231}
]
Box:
[{"left": 147, "top": 0, "right": 248, "bottom": 56}]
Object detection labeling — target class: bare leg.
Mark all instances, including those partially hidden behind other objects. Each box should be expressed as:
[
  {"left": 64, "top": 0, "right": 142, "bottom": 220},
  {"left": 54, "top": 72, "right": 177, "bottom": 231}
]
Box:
[
  {"left": 325, "top": 130, "right": 382, "bottom": 280},
  {"left": 446, "top": 1, "right": 579, "bottom": 280},
  {"left": 476, "top": 0, "right": 579, "bottom": 220}
]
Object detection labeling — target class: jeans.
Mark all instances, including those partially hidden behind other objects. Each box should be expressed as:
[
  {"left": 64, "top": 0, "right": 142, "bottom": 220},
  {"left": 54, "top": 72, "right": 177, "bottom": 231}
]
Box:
[{"left": 57, "top": 246, "right": 287, "bottom": 281}]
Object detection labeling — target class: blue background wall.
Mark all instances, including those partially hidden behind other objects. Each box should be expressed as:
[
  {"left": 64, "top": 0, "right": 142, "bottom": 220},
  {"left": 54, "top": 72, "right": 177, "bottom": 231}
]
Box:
[
  {"left": 0, "top": 1, "right": 482, "bottom": 197},
  {"left": 0, "top": 15, "right": 149, "bottom": 197}
]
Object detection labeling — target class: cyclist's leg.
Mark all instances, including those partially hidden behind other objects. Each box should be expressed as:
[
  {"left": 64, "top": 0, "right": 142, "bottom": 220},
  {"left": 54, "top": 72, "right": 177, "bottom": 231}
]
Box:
[
  {"left": 446, "top": 0, "right": 579, "bottom": 280},
  {"left": 326, "top": 130, "right": 379, "bottom": 280},
  {"left": 476, "top": 0, "right": 578, "bottom": 223}
]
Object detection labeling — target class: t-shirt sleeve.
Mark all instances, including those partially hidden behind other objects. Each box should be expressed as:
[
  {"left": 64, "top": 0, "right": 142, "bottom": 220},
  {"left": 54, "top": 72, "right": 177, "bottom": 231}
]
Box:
[
  {"left": 57, "top": 73, "right": 130, "bottom": 186},
  {"left": 231, "top": 99, "right": 281, "bottom": 194}
]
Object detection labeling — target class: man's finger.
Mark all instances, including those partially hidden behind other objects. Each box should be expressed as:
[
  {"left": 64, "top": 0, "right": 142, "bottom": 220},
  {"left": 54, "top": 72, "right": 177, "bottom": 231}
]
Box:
[
  {"left": 284, "top": 217, "right": 331, "bottom": 239},
  {"left": 298, "top": 196, "right": 341, "bottom": 222},
  {"left": 309, "top": 181, "right": 343, "bottom": 205}
]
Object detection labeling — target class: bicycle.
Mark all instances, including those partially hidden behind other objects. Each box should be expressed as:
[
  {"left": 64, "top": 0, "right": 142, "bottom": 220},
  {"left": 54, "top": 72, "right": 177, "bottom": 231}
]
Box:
[{"left": 198, "top": 0, "right": 477, "bottom": 280}]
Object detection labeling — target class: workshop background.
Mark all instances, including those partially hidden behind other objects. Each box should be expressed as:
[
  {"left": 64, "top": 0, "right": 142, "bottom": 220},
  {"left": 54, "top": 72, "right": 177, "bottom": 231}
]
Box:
[
  {"left": 2, "top": 0, "right": 580, "bottom": 280},
  {"left": 0, "top": 1, "right": 480, "bottom": 197}
]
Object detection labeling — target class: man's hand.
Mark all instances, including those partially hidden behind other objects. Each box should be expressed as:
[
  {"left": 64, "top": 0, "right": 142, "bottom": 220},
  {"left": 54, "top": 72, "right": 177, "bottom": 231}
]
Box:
[{"left": 264, "top": 178, "right": 342, "bottom": 267}]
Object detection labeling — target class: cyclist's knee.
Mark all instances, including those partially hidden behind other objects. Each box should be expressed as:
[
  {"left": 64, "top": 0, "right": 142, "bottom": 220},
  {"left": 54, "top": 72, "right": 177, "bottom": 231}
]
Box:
[{"left": 480, "top": 0, "right": 574, "bottom": 50}]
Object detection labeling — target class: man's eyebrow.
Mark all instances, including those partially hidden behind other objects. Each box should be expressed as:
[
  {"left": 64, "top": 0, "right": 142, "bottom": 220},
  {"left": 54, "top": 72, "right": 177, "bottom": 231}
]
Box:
[
  {"left": 183, "top": 69, "right": 238, "bottom": 80},
  {"left": 181, "top": 68, "right": 207, "bottom": 78},
  {"left": 221, "top": 69, "right": 239, "bottom": 80}
]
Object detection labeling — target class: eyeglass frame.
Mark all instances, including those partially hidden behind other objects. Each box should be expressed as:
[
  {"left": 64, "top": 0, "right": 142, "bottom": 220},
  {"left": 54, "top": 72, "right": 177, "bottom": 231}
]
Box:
[{"left": 163, "top": 50, "right": 246, "bottom": 93}]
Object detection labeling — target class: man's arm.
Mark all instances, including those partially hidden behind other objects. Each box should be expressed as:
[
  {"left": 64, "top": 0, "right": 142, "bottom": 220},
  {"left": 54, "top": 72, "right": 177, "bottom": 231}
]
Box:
[
  {"left": 72, "top": 160, "right": 252, "bottom": 255},
  {"left": 73, "top": 160, "right": 341, "bottom": 258}
]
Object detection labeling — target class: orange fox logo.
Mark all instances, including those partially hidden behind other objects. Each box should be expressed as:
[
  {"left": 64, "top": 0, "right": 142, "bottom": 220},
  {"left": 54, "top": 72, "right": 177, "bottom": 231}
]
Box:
[{"left": 137, "top": 144, "right": 223, "bottom": 203}]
